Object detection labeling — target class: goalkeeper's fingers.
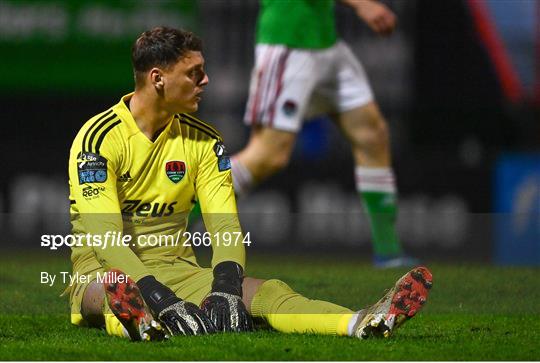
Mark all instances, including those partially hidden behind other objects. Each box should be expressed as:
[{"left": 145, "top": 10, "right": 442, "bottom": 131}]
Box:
[
  {"left": 159, "top": 301, "right": 216, "bottom": 336},
  {"left": 186, "top": 302, "right": 217, "bottom": 335},
  {"left": 238, "top": 306, "right": 254, "bottom": 332},
  {"left": 202, "top": 294, "right": 254, "bottom": 333}
]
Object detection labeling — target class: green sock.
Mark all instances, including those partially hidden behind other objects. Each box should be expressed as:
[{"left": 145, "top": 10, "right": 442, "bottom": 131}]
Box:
[{"left": 360, "top": 191, "right": 402, "bottom": 257}]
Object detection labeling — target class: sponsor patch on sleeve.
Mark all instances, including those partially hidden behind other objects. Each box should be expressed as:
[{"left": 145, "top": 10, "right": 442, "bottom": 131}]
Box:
[
  {"left": 213, "top": 141, "right": 231, "bottom": 172},
  {"left": 77, "top": 152, "right": 108, "bottom": 184}
]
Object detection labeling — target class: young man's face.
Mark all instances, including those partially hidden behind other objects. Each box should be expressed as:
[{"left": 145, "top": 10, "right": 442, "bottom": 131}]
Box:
[{"left": 161, "top": 50, "right": 208, "bottom": 114}]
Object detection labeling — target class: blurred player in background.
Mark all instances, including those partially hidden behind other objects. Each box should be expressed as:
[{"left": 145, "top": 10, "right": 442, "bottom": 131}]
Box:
[
  {"left": 231, "top": 0, "right": 416, "bottom": 268},
  {"left": 67, "top": 26, "right": 432, "bottom": 342}
]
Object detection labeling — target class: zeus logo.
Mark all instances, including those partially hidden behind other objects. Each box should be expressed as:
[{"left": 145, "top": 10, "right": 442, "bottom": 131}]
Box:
[{"left": 121, "top": 200, "right": 177, "bottom": 217}]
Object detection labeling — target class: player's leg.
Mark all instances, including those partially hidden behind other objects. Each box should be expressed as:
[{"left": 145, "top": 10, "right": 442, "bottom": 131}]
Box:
[
  {"left": 80, "top": 279, "right": 130, "bottom": 339},
  {"left": 79, "top": 279, "right": 105, "bottom": 327},
  {"left": 243, "top": 266, "right": 432, "bottom": 339},
  {"left": 75, "top": 259, "right": 218, "bottom": 340},
  {"left": 330, "top": 41, "right": 412, "bottom": 267},
  {"left": 73, "top": 273, "right": 130, "bottom": 338},
  {"left": 232, "top": 126, "right": 296, "bottom": 195},
  {"left": 243, "top": 277, "right": 355, "bottom": 336},
  {"left": 137, "top": 262, "right": 353, "bottom": 335},
  {"left": 157, "top": 261, "right": 355, "bottom": 336},
  {"left": 76, "top": 270, "right": 165, "bottom": 341},
  {"left": 336, "top": 103, "right": 405, "bottom": 262},
  {"left": 338, "top": 102, "right": 390, "bottom": 167}
]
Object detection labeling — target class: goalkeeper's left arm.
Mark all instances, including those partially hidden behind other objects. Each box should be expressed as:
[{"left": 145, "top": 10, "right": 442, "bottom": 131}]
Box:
[{"left": 195, "top": 138, "right": 253, "bottom": 332}]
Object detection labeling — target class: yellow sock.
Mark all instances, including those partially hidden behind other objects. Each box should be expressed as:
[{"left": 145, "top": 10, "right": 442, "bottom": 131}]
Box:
[
  {"left": 250, "top": 279, "right": 354, "bottom": 336},
  {"left": 102, "top": 300, "right": 129, "bottom": 338},
  {"left": 104, "top": 313, "right": 130, "bottom": 338}
]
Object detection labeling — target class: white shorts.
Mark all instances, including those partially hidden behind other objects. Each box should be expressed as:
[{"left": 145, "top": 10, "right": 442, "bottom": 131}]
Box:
[{"left": 244, "top": 41, "right": 374, "bottom": 132}]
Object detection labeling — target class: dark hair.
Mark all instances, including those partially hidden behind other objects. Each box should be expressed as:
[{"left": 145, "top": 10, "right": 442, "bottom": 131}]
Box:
[{"left": 131, "top": 26, "right": 202, "bottom": 85}]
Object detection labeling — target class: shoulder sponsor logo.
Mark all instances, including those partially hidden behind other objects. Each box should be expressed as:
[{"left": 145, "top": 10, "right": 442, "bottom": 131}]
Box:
[
  {"left": 81, "top": 185, "right": 105, "bottom": 199},
  {"left": 213, "top": 141, "right": 231, "bottom": 172},
  {"left": 77, "top": 152, "right": 108, "bottom": 184},
  {"left": 165, "top": 160, "right": 186, "bottom": 184}
]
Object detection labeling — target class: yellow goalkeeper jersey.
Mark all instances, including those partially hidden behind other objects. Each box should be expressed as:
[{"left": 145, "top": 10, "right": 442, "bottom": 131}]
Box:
[{"left": 68, "top": 93, "right": 244, "bottom": 281}]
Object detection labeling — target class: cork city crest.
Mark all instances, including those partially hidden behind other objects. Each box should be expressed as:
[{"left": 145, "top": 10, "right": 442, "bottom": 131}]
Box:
[{"left": 165, "top": 160, "right": 186, "bottom": 183}]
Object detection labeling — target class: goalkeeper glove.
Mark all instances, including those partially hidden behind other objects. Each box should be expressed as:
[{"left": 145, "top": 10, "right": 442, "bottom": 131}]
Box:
[
  {"left": 137, "top": 275, "right": 216, "bottom": 336},
  {"left": 201, "top": 261, "right": 254, "bottom": 332}
]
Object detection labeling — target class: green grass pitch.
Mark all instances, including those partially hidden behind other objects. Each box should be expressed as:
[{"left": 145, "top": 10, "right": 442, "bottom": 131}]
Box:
[{"left": 0, "top": 251, "right": 539, "bottom": 360}]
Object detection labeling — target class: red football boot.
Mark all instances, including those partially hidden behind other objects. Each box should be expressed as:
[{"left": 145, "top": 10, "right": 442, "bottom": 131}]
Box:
[
  {"left": 353, "top": 266, "right": 433, "bottom": 339},
  {"left": 103, "top": 269, "right": 168, "bottom": 341}
]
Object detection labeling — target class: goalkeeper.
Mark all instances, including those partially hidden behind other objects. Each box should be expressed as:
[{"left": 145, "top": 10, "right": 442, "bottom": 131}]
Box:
[{"left": 67, "top": 26, "right": 432, "bottom": 341}]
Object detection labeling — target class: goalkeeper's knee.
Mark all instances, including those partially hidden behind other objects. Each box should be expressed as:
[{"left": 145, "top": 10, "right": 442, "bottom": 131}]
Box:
[{"left": 250, "top": 279, "right": 295, "bottom": 317}]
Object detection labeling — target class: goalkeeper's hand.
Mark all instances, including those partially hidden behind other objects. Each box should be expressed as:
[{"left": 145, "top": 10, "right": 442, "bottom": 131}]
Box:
[
  {"left": 200, "top": 261, "right": 254, "bottom": 332},
  {"left": 137, "top": 275, "right": 216, "bottom": 336}
]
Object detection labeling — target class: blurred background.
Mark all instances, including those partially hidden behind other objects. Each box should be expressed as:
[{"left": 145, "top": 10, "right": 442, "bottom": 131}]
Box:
[{"left": 1, "top": 0, "right": 538, "bottom": 264}]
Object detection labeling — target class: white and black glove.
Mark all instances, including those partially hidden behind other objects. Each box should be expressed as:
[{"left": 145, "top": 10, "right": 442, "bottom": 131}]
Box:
[
  {"left": 137, "top": 275, "right": 216, "bottom": 336},
  {"left": 200, "top": 261, "right": 254, "bottom": 332}
]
